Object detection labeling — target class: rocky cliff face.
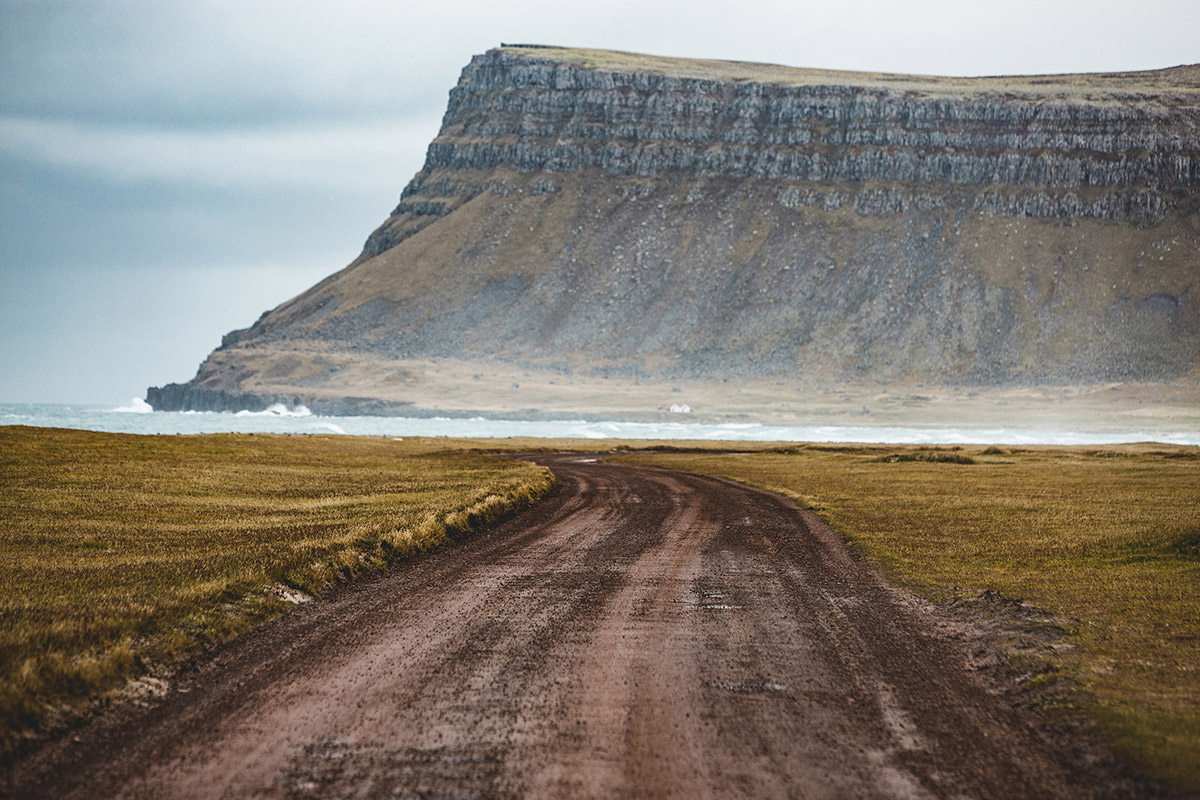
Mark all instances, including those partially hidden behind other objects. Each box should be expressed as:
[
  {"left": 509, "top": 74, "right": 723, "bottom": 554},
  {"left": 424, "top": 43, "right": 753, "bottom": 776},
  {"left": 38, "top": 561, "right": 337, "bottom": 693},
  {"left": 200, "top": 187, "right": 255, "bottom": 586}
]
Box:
[{"left": 150, "top": 47, "right": 1200, "bottom": 413}]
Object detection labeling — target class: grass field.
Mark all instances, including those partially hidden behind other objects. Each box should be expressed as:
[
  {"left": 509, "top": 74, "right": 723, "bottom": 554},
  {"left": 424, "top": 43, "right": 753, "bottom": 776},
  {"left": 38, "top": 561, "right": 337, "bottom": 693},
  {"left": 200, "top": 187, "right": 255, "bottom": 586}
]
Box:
[
  {"left": 0, "top": 426, "right": 553, "bottom": 756},
  {"left": 4, "top": 428, "right": 1198, "bottom": 792},
  {"left": 618, "top": 443, "right": 1200, "bottom": 794}
]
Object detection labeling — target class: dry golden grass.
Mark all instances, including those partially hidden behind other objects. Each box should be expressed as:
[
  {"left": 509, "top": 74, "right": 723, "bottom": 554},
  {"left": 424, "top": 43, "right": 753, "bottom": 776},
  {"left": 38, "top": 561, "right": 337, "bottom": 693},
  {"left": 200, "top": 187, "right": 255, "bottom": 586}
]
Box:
[
  {"left": 0, "top": 426, "right": 552, "bottom": 755},
  {"left": 617, "top": 443, "right": 1200, "bottom": 793}
]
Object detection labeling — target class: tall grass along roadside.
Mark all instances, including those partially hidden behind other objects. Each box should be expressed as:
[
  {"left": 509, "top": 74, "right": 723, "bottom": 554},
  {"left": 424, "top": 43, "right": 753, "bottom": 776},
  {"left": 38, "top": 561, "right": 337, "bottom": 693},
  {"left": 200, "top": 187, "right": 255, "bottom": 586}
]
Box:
[
  {"left": 0, "top": 426, "right": 553, "bottom": 759},
  {"left": 619, "top": 444, "right": 1200, "bottom": 795}
]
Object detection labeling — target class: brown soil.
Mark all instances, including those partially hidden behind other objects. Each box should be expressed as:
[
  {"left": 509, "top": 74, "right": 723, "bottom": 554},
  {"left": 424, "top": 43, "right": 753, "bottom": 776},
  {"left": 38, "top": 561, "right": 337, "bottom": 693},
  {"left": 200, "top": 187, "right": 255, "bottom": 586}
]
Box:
[{"left": 5, "top": 457, "right": 1145, "bottom": 798}]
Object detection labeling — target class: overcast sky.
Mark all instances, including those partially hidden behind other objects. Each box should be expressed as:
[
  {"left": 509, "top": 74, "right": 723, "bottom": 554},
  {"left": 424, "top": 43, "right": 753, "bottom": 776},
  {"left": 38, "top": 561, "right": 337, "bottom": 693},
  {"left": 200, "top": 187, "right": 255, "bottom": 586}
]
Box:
[{"left": 2, "top": 0, "right": 1197, "bottom": 404}]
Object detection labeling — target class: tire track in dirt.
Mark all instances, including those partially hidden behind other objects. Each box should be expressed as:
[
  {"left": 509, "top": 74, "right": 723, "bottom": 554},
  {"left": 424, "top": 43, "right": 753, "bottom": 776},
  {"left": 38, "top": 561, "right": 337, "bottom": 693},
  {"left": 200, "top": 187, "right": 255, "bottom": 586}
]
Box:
[{"left": 9, "top": 455, "right": 1109, "bottom": 799}]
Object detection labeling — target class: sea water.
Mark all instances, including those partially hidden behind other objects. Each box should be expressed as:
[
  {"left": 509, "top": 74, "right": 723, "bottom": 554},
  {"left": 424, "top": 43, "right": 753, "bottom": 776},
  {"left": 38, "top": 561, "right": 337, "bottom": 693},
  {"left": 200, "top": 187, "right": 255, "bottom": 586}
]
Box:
[{"left": 2, "top": 401, "right": 1197, "bottom": 446}]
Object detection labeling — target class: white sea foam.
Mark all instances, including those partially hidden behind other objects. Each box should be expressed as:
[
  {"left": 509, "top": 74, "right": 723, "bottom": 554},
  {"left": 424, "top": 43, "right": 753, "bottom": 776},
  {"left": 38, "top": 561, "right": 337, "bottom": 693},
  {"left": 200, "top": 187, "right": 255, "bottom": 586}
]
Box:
[
  {"left": 2, "top": 403, "right": 1197, "bottom": 446},
  {"left": 112, "top": 397, "right": 153, "bottom": 413},
  {"left": 234, "top": 403, "right": 312, "bottom": 418}
]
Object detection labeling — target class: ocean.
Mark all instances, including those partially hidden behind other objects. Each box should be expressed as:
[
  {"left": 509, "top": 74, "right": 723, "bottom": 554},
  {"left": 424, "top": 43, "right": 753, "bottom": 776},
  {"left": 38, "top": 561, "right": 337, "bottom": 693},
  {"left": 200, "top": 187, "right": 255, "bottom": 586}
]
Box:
[{"left": 2, "top": 401, "right": 1197, "bottom": 446}]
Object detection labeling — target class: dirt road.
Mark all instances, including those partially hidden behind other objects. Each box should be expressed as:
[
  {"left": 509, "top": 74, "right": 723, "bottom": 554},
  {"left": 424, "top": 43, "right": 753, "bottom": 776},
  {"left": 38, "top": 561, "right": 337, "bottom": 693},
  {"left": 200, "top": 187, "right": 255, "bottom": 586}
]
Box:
[{"left": 10, "top": 455, "right": 1106, "bottom": 799}]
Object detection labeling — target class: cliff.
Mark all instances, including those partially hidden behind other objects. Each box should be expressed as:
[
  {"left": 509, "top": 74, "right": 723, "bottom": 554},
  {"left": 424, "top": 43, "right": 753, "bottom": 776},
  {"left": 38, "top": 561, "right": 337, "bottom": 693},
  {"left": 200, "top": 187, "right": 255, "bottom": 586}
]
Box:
[{"left": 149, "top": 46, "right": 1200, "bottom": 417}]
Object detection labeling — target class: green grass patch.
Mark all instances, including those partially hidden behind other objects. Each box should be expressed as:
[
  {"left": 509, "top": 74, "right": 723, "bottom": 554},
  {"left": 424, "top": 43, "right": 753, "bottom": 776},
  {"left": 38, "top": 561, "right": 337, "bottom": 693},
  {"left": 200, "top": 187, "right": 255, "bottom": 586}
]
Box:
[
  {"left": 617, "top": 443, "right": 1200, "bottom": 794},
  {"left": 874, "top": 451, "right": 976, "bottom": 464},
  {"left": 0, "top": 426, "right": 553, "bottom": 756}
]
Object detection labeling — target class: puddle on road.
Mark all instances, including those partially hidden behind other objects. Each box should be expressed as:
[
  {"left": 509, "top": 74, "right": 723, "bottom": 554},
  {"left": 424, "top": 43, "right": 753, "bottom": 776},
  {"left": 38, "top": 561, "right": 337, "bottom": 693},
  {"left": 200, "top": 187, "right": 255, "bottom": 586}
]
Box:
[
  {"left": 707, "top": 680, "right": 789, "bottom": 693},
  {"left": 676, "top": 587, "right": 744, "bottom": 611}
]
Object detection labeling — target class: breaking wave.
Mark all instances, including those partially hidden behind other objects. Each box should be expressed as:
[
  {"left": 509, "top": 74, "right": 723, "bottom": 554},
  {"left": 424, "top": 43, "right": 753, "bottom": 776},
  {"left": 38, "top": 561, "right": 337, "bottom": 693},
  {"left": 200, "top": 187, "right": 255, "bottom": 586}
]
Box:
[
  {"left": 234, "top": 403, "right": 311, "bottom": 418},
  {"left": 112, "top": 397, "right": 154, "bottom": 414}
]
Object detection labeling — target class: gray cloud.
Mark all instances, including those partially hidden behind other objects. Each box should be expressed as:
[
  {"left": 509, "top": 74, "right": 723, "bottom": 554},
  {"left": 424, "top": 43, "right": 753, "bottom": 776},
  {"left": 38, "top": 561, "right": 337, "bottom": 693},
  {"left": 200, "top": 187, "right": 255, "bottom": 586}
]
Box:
[
  {"left": 0, "top": 114, "right": 442, "bottom": 192},
  {"left": 0, "top": 151, "right": 391, "bottom": 270}
]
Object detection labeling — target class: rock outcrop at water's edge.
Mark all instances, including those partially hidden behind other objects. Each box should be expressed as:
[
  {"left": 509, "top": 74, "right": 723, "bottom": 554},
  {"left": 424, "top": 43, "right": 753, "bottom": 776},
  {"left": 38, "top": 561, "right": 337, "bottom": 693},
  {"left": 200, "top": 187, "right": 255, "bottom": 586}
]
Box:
[{"left": 149, "top": 46, "right": 1200, "bottom": 415}]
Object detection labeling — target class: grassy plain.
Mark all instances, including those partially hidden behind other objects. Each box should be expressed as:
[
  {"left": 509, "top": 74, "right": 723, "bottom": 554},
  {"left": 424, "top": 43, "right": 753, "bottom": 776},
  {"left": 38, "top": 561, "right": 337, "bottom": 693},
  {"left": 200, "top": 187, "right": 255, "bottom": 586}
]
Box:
[
  {"left": 619, "top": 443, "right": 1200, "bottom": 794},
  {"left": 0, "top": 426, "right": 552, "bottom": 755}
]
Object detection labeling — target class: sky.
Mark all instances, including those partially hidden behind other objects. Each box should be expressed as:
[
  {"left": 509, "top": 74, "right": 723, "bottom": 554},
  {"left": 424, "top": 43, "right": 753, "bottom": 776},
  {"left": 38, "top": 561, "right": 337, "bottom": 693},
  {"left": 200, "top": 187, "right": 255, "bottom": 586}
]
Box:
[{"left": 2, "top": 0, "right": 1198, "bottom": 404}]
